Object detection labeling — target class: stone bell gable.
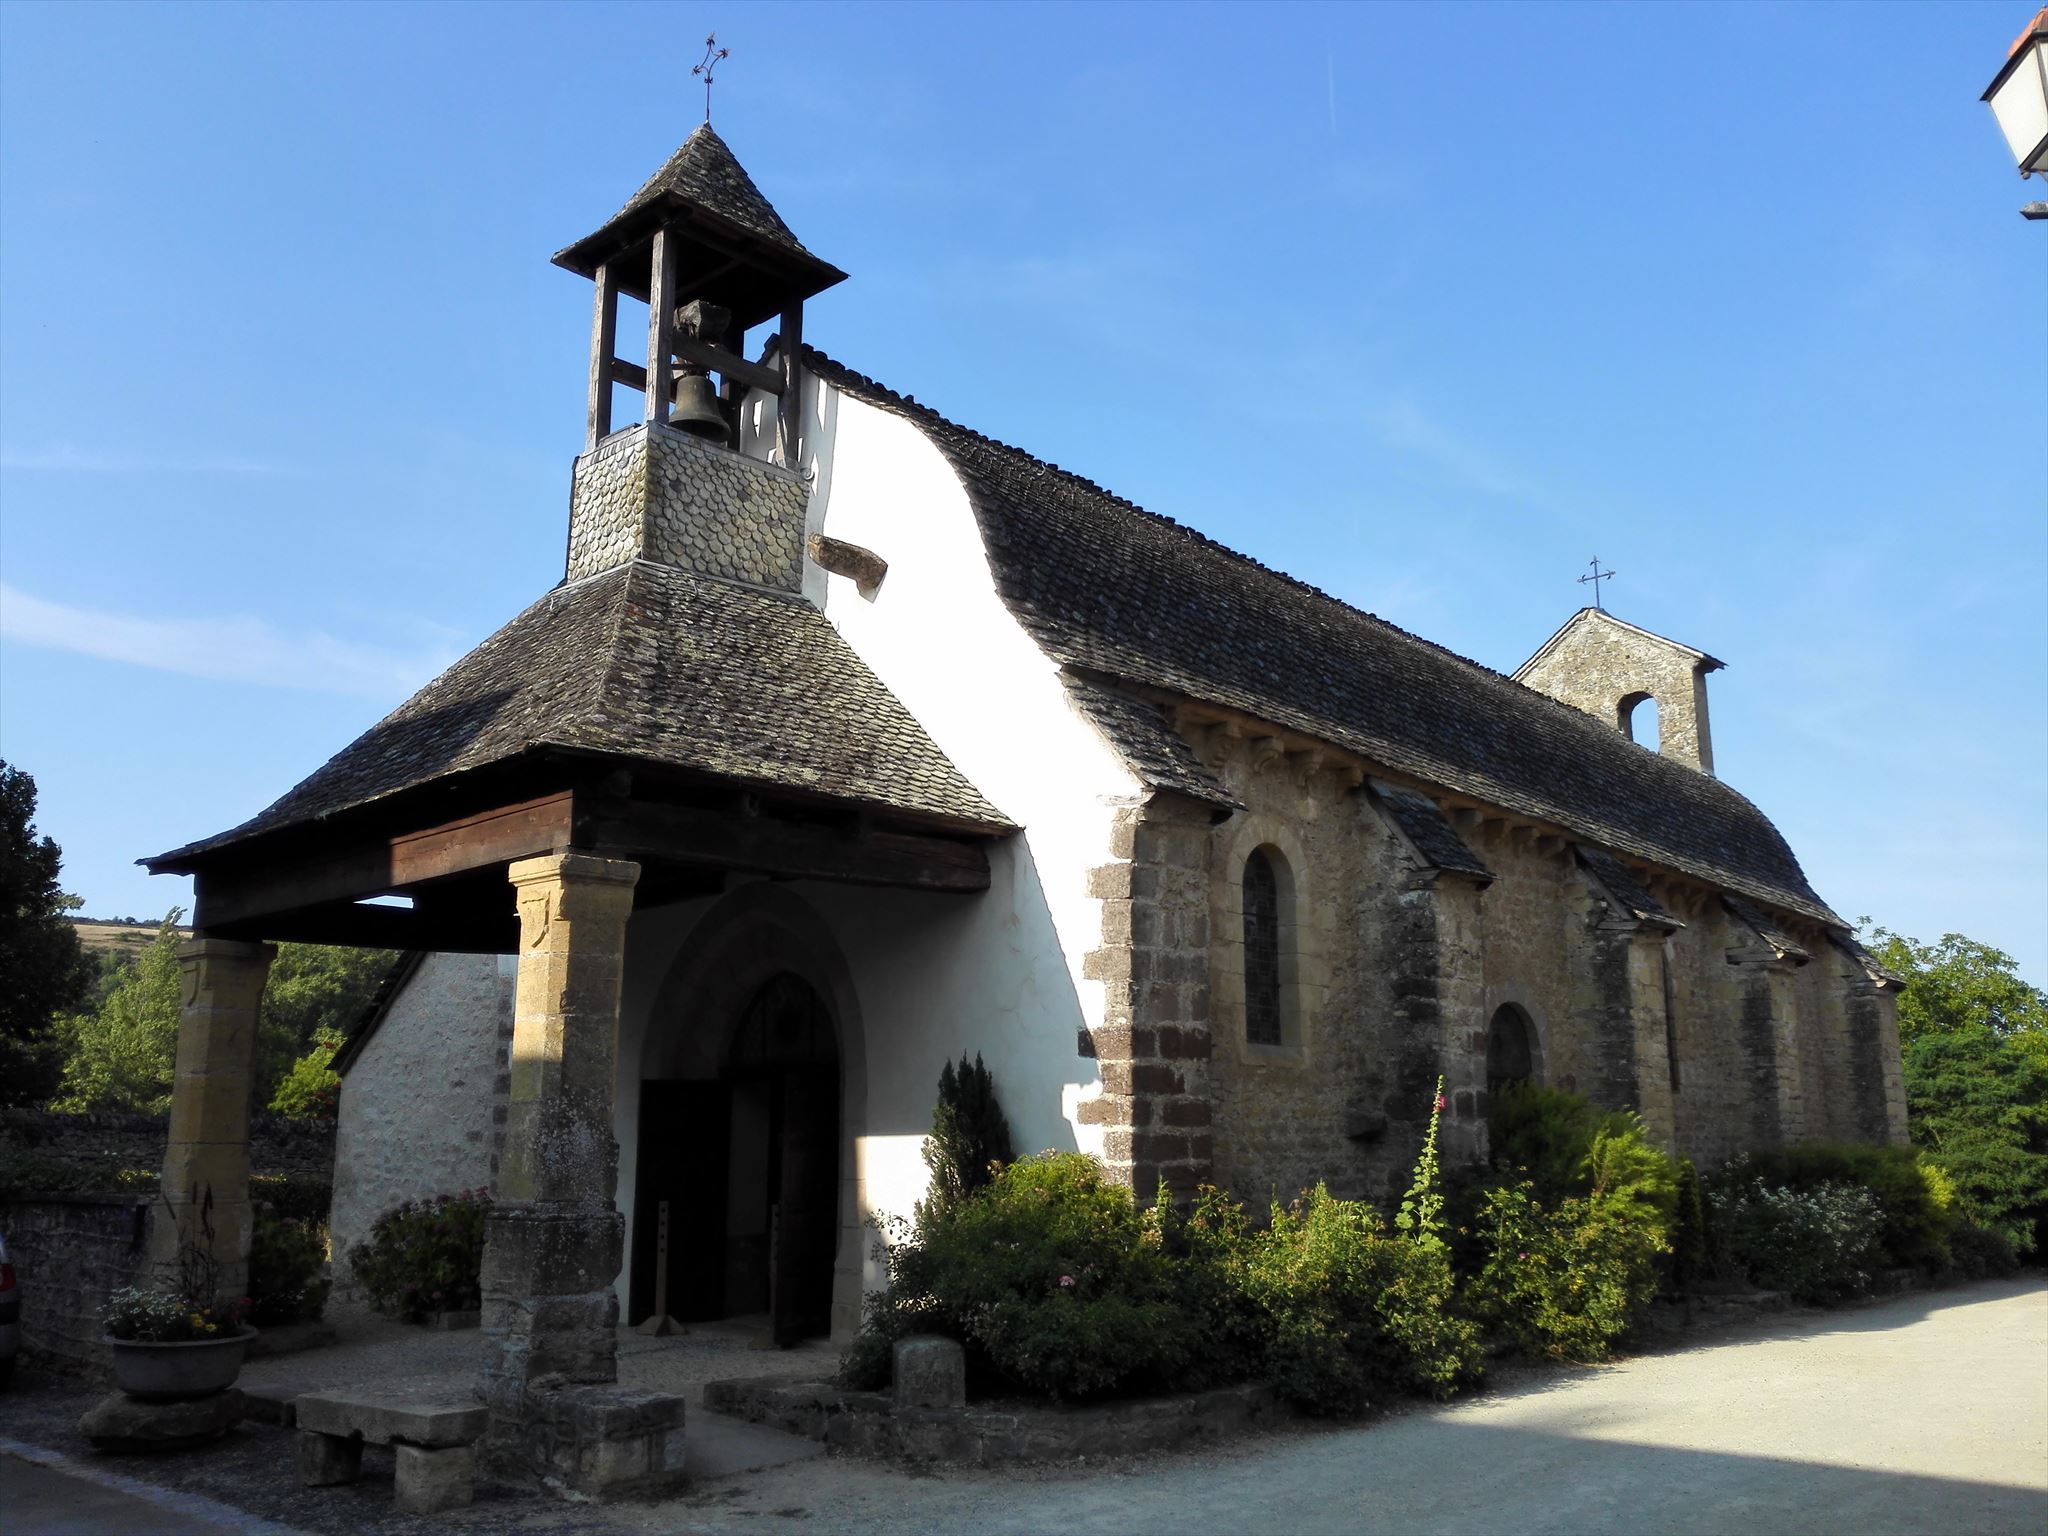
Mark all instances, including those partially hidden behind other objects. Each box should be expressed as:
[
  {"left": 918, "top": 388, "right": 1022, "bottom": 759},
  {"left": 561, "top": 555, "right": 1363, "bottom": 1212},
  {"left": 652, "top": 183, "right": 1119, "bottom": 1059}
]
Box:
[{"left": 1515, "top": 607, "right": 1725, "bottom": 775}]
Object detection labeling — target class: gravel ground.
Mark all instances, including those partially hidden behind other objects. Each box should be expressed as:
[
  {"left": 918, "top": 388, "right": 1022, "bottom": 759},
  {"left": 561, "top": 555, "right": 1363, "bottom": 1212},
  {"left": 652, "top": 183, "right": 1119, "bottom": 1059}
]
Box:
[{"left": 5, "top": 1278, "right": 2043, "bottom": 1536}]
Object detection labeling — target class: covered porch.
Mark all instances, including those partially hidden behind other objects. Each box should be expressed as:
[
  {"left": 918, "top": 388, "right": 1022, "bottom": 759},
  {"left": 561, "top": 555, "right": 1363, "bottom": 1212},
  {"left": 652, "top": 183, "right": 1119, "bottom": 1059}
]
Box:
[{"left": 145, "top": 749, "right": 1005, "bottom": 1496}]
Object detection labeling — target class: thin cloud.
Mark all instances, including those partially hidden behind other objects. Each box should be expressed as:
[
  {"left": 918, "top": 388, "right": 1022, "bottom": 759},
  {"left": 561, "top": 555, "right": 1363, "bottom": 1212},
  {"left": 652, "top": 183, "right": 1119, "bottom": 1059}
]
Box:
[
  {"left": 1367, "top": 397, "right": 1537, "bottom": 503},
  {"left": 0, "top": 442, "right": 291, "bottom": 475},
  {"left": 0, "top": 585, "right": 459, "bottom": 698}
]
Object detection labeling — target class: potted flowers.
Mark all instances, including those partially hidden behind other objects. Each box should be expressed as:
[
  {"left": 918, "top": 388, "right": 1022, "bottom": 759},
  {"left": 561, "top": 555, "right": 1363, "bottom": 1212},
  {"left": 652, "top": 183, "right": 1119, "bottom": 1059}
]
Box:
[
  {"left": 102, "top": 1184, "right": 258, "bottom": 1401},
  {"left": 103, "top": 1287, "right": 254, "bottom": 1400}
]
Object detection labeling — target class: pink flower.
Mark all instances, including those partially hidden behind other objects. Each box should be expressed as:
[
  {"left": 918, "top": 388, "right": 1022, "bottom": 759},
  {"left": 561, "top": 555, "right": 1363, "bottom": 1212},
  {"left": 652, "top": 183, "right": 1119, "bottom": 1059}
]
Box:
[
  {"left": 1434, "top": 1094, "right": 1448, "bottom": 1112},
  {"left": 1059, "top": 1275, "right": 1075, "bottom": 1288}
]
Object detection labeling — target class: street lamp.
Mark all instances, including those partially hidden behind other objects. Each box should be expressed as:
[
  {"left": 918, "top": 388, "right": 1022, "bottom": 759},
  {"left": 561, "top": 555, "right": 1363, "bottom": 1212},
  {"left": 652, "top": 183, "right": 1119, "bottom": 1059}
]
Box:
[{"left": 1981, "top": 7, "right": 2048, "bottom": 218}]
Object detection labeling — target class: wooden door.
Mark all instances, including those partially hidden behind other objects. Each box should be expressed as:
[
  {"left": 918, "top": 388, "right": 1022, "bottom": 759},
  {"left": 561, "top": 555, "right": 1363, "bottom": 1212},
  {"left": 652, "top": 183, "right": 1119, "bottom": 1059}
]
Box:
[
  {"left": 770, "top": 1067, "right": 839, "bottom": 1345},
  {"left": 628, "top": 1080, "right": 729, "bottom": 1326}
]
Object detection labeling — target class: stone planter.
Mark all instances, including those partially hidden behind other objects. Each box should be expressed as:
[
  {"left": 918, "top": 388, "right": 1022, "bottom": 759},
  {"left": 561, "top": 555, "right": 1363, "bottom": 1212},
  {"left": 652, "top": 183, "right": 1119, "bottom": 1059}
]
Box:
[{"left": 104, "top": 1329, "right": 257, "bottom": 1401}]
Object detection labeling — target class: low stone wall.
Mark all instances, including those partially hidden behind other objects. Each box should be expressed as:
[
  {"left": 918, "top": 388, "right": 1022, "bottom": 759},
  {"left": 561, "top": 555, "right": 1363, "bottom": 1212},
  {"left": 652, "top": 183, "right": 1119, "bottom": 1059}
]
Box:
[
  {"left": 703, "top": 1376, "right": 1285, "bottom": 1465},
  {"left": 1, "top": 1192, "right": 152, "bottom": 1373},
  {"left": 0, "top": 1107, "right": 336, "bottom": 1179}
]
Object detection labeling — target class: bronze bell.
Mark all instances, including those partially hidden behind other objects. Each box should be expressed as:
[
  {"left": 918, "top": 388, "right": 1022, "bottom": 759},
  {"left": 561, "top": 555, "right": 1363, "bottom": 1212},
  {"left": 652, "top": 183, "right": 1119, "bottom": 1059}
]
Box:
[{"left": 668, "top": 369, "right": 729, "bottom": 445}]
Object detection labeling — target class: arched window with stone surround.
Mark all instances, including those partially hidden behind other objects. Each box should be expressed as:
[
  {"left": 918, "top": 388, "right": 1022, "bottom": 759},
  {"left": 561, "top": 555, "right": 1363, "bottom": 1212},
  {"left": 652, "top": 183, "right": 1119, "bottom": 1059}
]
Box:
[
  {"left": 1487, "top": 1003, "right": 1537, "bottom": 1101},
  {"left": 1243, "top": 847, "right": 1283, "bottom": 1046}
]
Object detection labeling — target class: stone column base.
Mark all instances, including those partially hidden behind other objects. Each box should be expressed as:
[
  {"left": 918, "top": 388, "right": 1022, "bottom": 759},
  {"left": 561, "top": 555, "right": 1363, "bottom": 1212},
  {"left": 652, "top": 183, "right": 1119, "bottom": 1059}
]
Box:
[
  {"left": 481, "top": 1383, "right": 687, "bottom": 1500},
  {"left": 480, "top": 1204, "right": 624, "bottom": 1409}
]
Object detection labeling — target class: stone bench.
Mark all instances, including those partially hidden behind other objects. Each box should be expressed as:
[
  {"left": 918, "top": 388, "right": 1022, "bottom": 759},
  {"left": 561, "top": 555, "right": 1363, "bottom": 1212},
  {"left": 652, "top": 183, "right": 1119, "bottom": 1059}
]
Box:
[{"left": 295, "top": 1390, "right": 488, "bottom": 1514}]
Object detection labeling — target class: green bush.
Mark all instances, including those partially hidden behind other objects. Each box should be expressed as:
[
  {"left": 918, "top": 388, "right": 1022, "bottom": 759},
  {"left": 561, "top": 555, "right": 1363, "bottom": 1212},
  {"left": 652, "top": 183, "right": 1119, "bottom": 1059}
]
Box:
[
  {"left": 1248, "top": 1184, "right": 1481, "bottom": 1412},
  {"left": 251, "top": 1172, "right": 332, "bottom": 1225},
  {"left": 1708, "top": 1178, "right": 1883, "bottom": 1303},
  {"left": 849, "top": 1153, "right": 1196, "bottom": 1401},
  {"left": 1665, "top": 1158, "right": 1711, "bottom": 1295},
  {"left": 1733, "top": 1143, "right": 1954, "bottom": 1271},
  {"left": 1489, "top": 1081, "right": 1608, "bottom": 1199},
  {"left": 348, "top": 1190, "right": 490, "bottom": 1322},
  {"left": 1149, "top": 1183, "right": 1269, "bottom": 1391},
  {"left": 1947, "top": 1223, "right": 2021, "bottom": 1280},
  {"left": 249, "top": 1213, "right": 330, "bottom": 1325},
  {"left": 1469, "top": 1182, "right": 1667, "bottom": 1361}
]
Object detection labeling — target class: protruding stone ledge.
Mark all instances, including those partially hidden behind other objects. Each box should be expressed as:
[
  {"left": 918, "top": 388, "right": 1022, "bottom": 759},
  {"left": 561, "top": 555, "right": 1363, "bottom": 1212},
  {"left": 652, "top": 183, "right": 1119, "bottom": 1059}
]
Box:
[{"left": 703, "top": 1375, "right": 1284, "bottom": 1466}]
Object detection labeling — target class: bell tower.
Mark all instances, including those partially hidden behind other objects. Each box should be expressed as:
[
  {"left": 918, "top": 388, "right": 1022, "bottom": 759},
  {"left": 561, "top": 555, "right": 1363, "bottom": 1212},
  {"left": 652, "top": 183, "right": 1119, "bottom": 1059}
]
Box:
[{"left": 550, "top": 125, "right": 846, "bottom": 585}]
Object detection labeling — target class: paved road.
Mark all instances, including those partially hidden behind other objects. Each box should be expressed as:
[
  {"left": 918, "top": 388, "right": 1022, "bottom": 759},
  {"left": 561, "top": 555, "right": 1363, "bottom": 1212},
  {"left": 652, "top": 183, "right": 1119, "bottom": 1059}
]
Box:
[
  {"left": 0, "top": 1440, "right": 301, "bottom": 1536},
  {"left": 657, "top": 1278, "right": 2048, "bottom": 1536},
  {"left": 4, "top": 1279, "right": 2043, "bottom": 1536}
]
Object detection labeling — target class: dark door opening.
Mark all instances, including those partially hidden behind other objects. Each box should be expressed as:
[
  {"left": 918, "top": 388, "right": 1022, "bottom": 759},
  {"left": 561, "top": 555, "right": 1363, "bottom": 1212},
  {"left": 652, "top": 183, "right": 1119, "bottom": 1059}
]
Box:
[{"left": 630, "top": 971, "right": 840, "bottom": 1343}]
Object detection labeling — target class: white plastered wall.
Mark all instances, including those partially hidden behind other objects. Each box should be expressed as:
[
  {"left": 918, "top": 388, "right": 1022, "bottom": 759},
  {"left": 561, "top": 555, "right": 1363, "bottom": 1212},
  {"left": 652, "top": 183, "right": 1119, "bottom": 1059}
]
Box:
[
  {"left": 612, "top": 375, "right": 1145, "bottom": 1327},
  {"left": 329, "top": 951, "right": 514, "bottom": 1307}
]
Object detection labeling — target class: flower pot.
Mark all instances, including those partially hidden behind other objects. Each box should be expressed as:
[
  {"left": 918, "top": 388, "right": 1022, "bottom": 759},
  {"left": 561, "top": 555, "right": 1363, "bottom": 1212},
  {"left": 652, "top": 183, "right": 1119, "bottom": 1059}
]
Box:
[{"left": 104, "top": 1330, "right": 257, "bottom": 1401}]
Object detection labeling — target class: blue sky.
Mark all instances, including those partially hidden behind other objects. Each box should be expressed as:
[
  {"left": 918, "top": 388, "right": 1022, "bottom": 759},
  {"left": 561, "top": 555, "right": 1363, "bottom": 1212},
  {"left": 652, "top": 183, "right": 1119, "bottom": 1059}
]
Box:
[{"left": 1, "top": 1, "right": 2042, "bottom": 981}]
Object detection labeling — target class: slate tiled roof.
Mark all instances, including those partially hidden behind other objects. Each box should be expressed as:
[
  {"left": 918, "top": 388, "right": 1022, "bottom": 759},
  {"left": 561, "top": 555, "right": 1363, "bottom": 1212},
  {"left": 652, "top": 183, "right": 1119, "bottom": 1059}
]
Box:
[
  {"left": 1576, "top": 846, "right": 1681, "bottom": 930},
  {"left": 1062, "top": 674, "right": 1238, "bottom": 812},
  {"left": 152, "top": 561, "right": 1010, "bottom": 865},
  {"left": 1831, "top": 933, "right": 1906, "bottom": 989},
  {"left": 806, "top": 347, "right": 1843, "bottom": 929},
  {"left": 553, "top": 123, "right": 838, "bottom": 277},
  {"left": 1369, "top": 781, "right": 1494, "bottom": 882},
  {"left": 1724, "top": 897, "right": 1814, "bottom": 963}
]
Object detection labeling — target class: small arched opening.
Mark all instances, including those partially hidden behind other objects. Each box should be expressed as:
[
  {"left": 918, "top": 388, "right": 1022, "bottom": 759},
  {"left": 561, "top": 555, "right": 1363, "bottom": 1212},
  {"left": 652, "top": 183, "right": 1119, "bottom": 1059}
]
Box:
[
  {"left": 1486, "top": 1003, "right": 1538, "bottom": 1103},
  {"left": 1618, "top": 691, "right": 1662, "bottom": 753}
]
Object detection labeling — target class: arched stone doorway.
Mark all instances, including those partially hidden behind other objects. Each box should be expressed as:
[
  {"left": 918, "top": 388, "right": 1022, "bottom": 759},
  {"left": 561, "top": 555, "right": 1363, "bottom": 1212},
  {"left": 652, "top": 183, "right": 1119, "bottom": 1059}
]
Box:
[
  {"left": 1486, "top": 1003, "right": 1538, "bottom": 1103},
  {"left": 630, "top": 887, "right": 862, "bottom": 1344}
]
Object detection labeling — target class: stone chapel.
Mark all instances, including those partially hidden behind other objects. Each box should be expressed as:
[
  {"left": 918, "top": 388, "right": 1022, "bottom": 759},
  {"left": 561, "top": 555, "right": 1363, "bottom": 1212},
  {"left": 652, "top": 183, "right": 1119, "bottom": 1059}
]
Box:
[{"left": 143, "top": 125, "right": 1908, "bottom": 1494}]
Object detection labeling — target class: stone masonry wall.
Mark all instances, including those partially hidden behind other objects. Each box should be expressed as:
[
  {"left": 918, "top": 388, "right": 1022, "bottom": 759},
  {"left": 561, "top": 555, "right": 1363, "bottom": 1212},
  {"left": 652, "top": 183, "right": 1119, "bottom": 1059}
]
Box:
[
  {"left": 0, "top": 1194, "right": 151, "bottom": 1371},
  {"left": 329, "top": 952, "right": 512, "bottom": 1294},
  {"left": 1080, "top": 797, "right": 1216, "bottom": 1199},
  {"left": 0, "top": 1108, "right": 334, "bottom": 1180},
  {"left": 566, "top": 423, "right": 807, "bottom": 589},
  {"left": 1091, "top": 707, "right": 1899, "bottom": 1203}
]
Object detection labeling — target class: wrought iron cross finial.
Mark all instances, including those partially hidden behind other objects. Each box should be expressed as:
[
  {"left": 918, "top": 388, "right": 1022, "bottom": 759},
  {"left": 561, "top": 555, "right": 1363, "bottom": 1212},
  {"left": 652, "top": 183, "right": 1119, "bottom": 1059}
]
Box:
[
  {"left": 1577, "top": 557, "right": 1617, "bottom": 612},
  {"left": 692, "top": 34, "right": 730, "bottom": 123}
]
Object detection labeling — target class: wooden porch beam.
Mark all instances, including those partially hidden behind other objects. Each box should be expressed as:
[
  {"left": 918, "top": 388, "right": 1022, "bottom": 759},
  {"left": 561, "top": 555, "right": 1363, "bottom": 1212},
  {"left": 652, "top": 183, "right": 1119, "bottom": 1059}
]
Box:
[
  {"left": 581, "top": 800, "right": 989, "bottom": 893},
  {"left": 192, "top": 792, "right": 575, "bottom": 930}
]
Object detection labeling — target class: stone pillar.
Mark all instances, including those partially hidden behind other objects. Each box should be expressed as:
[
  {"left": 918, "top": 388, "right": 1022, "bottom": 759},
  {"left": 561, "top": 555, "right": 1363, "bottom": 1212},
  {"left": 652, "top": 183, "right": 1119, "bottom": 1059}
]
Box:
[
  {"left": 482, "top": 852, "right": 639, "bottom": 1412},
  {"left": 1836, "top": 964, "right": 1910, "bottom": 1146},
  {"left": 1081, "top": 797, "right": 1215, "bottom": 1199},
  {"left": 1376, "top": 866, "right": 1489, "bottom": 1177},
  {"left": 1731, "top": 954, "right": 1806, "bottom": 1149},
  {"left": 151, "top": 938, "right": 275, "bottom": 1299},
  {"left": 1624, "top": 935, "right": 1677, "bottom": 1146}
]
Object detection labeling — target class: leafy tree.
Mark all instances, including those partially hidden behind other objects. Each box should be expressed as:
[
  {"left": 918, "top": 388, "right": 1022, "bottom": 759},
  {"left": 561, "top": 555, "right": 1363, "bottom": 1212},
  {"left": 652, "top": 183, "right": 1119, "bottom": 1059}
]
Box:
[
  {"left": 269, "top": 1026, "right": 345, "bottom": 1119},
  {"left": 917, "top": 1052, "right": 1014, "bottom": 1224},
  {"left": 55, "top": 919, "right": 390, "bottom": 1115},
  {"left": 53, "top": 910, "right": 186, "bottom": 1112},
  {"left": 255, "top": 945, "right": 392, "bottom": 1105},
  {"left": 0, "top": 761, "right": 93, "bottom": 1105},
  {"left": 1868, "top": 925, "right": 2048, "bottom": 1254}
]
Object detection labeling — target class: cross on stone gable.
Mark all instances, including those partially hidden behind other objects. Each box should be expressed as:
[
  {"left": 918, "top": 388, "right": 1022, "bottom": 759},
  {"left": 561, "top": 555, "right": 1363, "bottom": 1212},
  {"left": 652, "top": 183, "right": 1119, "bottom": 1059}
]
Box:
[{"left": 1578, "top": 557, "right": 1617, "bottom": 611}]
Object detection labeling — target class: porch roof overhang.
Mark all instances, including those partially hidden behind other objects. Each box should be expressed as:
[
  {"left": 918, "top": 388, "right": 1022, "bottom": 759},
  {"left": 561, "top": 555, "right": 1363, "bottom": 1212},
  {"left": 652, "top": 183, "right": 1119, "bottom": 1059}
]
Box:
[{"left": 145, "top": 749, "right": 1002, "bottom": 953}]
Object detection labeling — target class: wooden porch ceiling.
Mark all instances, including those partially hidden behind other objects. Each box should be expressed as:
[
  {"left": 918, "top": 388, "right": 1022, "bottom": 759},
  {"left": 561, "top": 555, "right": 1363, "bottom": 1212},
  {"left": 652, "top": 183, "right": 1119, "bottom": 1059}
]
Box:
[{"left": 186, "top": 783, "right": 994, "bottom": 951}]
